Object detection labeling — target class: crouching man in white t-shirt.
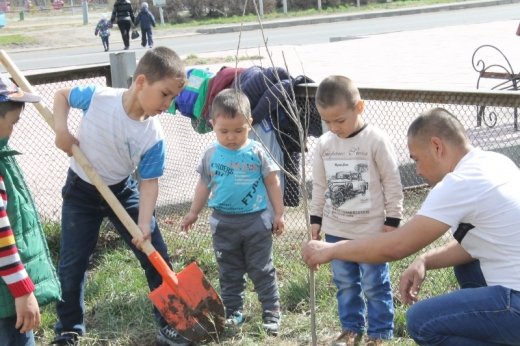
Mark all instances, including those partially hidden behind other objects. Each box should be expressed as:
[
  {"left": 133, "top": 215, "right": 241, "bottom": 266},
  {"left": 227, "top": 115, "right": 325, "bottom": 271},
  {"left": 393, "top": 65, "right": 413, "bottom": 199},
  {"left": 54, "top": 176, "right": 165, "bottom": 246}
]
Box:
[{"left": 303, "top": 107, "right": 520, "bottom": 345}]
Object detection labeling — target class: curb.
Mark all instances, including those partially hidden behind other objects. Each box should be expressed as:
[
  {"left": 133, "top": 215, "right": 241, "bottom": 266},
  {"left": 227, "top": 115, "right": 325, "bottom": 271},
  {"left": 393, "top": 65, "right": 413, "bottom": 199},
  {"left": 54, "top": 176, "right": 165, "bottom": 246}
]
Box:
[
  {"left": 5, "top": 0, "right": 519, "bottom": 54},
  {"left": 195, "top": 0, "right": 520, "bottom": 34}
]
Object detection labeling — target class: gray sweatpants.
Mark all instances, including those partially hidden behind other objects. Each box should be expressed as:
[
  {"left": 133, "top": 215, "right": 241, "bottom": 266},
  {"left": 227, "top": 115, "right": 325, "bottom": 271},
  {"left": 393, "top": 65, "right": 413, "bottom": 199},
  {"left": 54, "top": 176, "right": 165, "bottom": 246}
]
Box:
[{"left": 210, "top": 209, "right": 280, "bottom": 315}]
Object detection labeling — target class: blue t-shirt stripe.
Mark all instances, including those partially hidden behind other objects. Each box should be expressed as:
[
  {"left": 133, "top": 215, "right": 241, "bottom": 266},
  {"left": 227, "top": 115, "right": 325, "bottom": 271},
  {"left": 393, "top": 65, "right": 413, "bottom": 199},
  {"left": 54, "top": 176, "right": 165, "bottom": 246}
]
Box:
[
  {"left": 69, "top": 85, "right": 96, "bottom": 111},
  {"left": 139, "top": 140, "right": 165, "bottom": 179}
]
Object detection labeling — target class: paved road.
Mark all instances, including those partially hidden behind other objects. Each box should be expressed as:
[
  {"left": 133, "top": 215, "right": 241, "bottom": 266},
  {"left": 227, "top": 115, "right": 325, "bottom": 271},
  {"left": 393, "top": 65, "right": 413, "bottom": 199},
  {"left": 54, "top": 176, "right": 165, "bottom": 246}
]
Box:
[{"left": 5, "top": 0, "right": 520, "bottom": 79}]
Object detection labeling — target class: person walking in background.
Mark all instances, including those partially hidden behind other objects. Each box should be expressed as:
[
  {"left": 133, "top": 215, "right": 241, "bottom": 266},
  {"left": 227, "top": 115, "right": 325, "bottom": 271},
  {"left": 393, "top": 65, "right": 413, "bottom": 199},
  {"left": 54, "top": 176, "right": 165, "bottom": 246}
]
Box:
[
  {"left": 94, "top": 14, "right": 111, "bottom": 52},
  {"left": 181, "top": 89, "right": 285, "bottom": 336},
  {"left": 110, "top": 0, "right": 135, "bottom": 50},
  {"left": 303, "top": 107, "right": 520, "bottom": 345},
  {"left": 49, "top": 47, "right": 190, "bottom": 346},
  {"left": 0, "top": 74, "right": 61, "bottom": 346},
  {"left": 135, "top": 2, "right": 156, "bottom": 49},
  {"left": 310, "top": 75, "right": 403, "bottom": 346}
]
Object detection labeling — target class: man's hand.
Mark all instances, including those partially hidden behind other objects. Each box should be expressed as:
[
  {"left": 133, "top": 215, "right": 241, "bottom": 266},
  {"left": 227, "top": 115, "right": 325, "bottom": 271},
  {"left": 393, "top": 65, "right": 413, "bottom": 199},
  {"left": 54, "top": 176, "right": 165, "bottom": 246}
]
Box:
[
  {"left": 14, "top": 292, "right": 40, "bottom": 333},
  {"left": 399, "top": 257, "right": 427, "bottom": 305},
  {"left": 383, "top": 225, "right": 397, "bottom": 233},
  {"left": 301, "top": 239, "right": 334, "bottom": 270}
]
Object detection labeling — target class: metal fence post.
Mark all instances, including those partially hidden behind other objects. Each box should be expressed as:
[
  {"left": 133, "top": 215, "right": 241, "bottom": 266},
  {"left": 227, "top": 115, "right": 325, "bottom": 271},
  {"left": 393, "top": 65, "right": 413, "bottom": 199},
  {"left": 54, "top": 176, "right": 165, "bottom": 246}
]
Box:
[{"left": 109, "top": 52, "right": 136, "bottom": 88}]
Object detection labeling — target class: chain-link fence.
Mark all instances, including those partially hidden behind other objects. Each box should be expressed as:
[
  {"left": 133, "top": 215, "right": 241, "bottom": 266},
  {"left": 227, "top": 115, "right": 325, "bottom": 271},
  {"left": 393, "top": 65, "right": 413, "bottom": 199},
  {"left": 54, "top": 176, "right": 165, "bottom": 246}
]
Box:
[{"left": 15, "top": 67, "right": 520, "bottom": 295}]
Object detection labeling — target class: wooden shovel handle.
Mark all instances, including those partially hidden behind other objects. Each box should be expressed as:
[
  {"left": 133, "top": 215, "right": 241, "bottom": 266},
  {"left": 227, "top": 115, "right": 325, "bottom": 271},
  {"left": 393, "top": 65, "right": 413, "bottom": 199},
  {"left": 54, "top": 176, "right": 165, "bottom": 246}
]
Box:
[{"left": 0, "top": 49, "right": 156, "bottom": 256}]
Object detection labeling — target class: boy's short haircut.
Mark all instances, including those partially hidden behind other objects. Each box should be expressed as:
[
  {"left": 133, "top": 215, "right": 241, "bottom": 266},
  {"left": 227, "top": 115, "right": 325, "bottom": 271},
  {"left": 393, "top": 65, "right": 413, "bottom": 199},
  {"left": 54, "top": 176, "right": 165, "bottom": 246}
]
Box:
[
  {"left": 211, "top": 89, "right": 252, "bottom": 121},
  {"left": 315, "top": 75, "right": 360, "bottom": 110},
  {"left": 133, "top": 47, "right": 185, "bottom": 83}
]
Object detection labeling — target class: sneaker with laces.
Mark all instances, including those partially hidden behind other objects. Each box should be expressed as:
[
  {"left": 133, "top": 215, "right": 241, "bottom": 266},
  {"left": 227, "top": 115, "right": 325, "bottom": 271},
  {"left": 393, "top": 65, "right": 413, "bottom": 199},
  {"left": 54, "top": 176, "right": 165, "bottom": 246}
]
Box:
[
  {"left": 225, "top": 310, "right": 245, "bottom": 327},
  {"left": 50, "top": 332, "right": 80, "bottom": 345},
  {"left": 262, "top": 310, "right": 281, "bottom": 336},
  {"left": 156, "top": 325, "right": 192, "bottom": 346},
  {"left": 332, "top": 330, "right": 362, "bottom": 346}
]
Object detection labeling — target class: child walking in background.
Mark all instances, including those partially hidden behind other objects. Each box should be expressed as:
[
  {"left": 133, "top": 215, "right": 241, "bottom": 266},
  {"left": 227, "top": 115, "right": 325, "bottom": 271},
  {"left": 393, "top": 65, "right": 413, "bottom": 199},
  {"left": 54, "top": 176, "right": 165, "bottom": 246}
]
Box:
[
  {"left": 135, "top": 2, "right": 156, "bottom": 49},
  {"left": 0, "top": 74, "right": 61, "bottom": 346},
  {"left": 181, "top": 89, "right": 285, "bottom": 336},
  {"left": 310, "top": 75, "right": 403, "bottom": 346},
  {"left": 49, "top": 47, "right": 191, "bottom": 346},
  {"left": 94, "top": 14, "right": 111, "bottom": 52}
]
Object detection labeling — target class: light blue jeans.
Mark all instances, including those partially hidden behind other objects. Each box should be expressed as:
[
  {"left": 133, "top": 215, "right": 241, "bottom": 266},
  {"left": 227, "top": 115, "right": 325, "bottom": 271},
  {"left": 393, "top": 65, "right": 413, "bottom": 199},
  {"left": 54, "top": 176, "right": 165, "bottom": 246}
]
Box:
[
  {"left": 407, "top": 260, "right": 520, "bottom": 345},
  {"left": 326, "top": 234, "right": 394, "bottom": 340},
  {"left": 0, "top": 316, "right": 35, "bottom": 346}
]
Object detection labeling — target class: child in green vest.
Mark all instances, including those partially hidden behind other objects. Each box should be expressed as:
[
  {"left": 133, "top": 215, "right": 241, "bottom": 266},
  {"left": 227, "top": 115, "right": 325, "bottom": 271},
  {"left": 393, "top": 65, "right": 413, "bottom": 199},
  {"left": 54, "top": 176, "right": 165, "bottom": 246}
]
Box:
[{"left": 0, "top": 74, "right": 61, "bottom": 346}]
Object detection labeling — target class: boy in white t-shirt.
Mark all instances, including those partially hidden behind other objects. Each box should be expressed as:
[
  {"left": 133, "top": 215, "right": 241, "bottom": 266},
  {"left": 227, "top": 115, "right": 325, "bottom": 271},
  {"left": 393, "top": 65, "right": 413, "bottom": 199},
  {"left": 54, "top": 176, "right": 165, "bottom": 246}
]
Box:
[{"left": 50, "top": 47, "right": 191, "bottom": 346}]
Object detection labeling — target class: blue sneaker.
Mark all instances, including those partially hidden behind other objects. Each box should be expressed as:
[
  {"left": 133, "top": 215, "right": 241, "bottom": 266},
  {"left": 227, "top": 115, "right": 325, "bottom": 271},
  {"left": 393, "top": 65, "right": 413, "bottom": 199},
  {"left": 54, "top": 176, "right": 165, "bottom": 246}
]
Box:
[{"left": 225, "top": 310, "right": 245, "bottom": 327}]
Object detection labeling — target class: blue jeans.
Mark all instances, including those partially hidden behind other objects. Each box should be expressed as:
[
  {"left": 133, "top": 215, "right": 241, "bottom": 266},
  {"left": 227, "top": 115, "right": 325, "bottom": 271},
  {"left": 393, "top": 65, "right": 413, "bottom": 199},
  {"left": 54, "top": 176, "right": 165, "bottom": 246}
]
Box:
[
  {"left": 326, "top": 234, "right": 394, "bottom": 339},
  {"left": 407, "top": 260, "right": 520, "bottom": 345},
  {"left": 54, "top": 169, "right": 171, "bottom": 335},
  {"left": 0, "top": 316, "right": 35, "bottom": 346}
]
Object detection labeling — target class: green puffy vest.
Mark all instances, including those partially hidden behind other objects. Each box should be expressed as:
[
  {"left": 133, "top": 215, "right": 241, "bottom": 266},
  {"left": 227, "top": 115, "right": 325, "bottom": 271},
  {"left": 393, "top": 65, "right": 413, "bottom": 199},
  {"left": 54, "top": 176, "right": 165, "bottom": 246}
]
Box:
[{"left": 0, "top": 140, "right": 61, "bottom": 319}]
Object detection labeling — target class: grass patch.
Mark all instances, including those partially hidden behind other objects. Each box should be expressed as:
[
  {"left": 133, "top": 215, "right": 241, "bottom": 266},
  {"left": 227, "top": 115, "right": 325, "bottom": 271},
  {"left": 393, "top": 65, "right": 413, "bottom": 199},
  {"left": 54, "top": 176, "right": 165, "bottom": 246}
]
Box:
[
  {"left": 36, "top": 185, "right": 456, "bottom": 345},
  {"left": 184, "top": 54, "right": 264, "bottom": 66},
  {"left": 0, "top": 34, "right": 36, "bottom": 46}
]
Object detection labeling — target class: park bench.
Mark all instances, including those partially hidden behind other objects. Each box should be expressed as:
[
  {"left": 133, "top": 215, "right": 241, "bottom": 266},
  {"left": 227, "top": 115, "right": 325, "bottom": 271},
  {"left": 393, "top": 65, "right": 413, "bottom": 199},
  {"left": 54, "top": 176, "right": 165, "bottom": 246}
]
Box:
[{"left": 471, "top": 44, "right": 520, "bottom": 130}]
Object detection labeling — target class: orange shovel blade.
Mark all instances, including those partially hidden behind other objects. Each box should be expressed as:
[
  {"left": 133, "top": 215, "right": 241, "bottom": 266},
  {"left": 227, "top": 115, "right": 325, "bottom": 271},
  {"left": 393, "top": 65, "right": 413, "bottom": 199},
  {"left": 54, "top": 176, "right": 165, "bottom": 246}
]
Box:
[{"left": 149, "top": 262, "right": 225, "bottom": 343}]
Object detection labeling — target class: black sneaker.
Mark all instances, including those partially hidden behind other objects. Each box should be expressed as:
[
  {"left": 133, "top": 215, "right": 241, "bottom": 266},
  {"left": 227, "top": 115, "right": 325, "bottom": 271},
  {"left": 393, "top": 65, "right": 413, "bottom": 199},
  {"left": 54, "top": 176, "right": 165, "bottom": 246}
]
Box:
[
  {"left": 50, "top": 332, "right": 80, "bottom": 345},
  {"left": 156, "top": 325, "right": 192, "bottom": 346},
  {"left": 262, "top": 310, "right": 281, "bottom": 336}
]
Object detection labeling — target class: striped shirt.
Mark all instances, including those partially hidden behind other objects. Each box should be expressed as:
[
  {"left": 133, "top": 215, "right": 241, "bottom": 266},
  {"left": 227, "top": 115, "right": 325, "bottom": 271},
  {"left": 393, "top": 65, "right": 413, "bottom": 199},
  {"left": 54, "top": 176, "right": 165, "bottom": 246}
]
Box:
[{"left": 0, "top": 176, "right": 35, "bottom": 297}]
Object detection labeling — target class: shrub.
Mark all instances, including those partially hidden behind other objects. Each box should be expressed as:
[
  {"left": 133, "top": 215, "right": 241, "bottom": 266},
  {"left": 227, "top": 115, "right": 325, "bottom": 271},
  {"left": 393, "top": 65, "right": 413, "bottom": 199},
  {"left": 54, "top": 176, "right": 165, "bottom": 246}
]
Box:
[{"left": 183, "top": 0, "right": 276, "bottom": 19}]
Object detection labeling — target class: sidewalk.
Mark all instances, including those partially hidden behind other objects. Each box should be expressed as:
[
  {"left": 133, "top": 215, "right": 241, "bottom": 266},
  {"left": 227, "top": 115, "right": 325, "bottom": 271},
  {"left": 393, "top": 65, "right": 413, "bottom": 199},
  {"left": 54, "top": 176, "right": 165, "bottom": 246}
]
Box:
[{"left": 178, "top": 18, "right": 520, "bottom": 90}]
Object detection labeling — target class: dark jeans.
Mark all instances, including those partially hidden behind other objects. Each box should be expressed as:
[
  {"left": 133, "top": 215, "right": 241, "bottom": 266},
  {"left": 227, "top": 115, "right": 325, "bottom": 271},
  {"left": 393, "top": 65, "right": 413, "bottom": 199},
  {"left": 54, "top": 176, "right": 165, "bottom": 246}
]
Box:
[
  {"left": 407, "top": 260, "right": 520, "bottom": 345},
  {"left": 54, "top": 169, "right": 171, "bottom": 335},
  {"left": 117, "top": 19, "right": 132, "bottom": 48},
  {"left": 141, "top": 27, "right": 153, "bottom": 47},
  {"left": 100, "top": 36, "right": 109, "bottom": 50}
]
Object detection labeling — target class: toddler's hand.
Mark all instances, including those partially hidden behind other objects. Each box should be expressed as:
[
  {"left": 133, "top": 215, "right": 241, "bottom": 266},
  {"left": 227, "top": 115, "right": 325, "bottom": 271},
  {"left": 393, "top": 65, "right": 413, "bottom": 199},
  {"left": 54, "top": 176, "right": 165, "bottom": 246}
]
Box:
[
  {"left": 272, "top": 215, "right": 284, "bottom": 236},
  {"left": 181, "top": 211, "right": 198, "bottom": 232}
]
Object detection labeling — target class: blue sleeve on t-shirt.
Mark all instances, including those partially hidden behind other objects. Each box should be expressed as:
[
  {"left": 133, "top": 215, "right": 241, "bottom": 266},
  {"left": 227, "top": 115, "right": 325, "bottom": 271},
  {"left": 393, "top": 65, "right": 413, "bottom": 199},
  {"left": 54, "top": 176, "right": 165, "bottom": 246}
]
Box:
[
  {"left": 68, "top": 85, "right": 96, "bottom": 112},
  {"left": 138, "top": 140, "right": 165, "bottom": 179}
]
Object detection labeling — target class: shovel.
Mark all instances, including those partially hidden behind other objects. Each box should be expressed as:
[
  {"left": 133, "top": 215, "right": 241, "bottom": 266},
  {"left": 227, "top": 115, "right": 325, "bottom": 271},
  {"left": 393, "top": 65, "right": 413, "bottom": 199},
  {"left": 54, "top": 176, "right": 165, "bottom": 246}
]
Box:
[{"left": 0, "top": 50, "right": 225, "bottom": 343}]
